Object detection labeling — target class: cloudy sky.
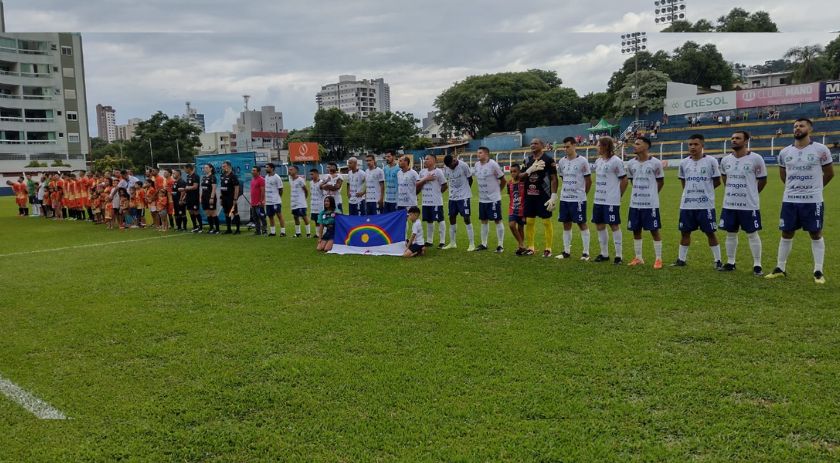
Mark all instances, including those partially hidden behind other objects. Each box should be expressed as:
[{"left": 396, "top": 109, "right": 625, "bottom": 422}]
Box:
[{"left": 4, "top": 0, "right": 838, "bottom": 136}]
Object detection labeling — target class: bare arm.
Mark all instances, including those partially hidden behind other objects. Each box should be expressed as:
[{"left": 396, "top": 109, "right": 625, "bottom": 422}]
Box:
[
  {"left": 656, "top": 178, "right": 664, "bottom": 193},
  {"left": 713, "top": 176, "right": 721, "bottom": 189},
  {"left": 757, "top": 177, "right": 767, "bottom": 193},
  {"left": 619, "top": 177, "right": 628, "bottom": 196},
  {"left": 550, "top": 173, "right": 558, "bottom": 194},
  {"left": 779, "top": 167, "right": 786, "bottom": 184},
  {"left": 584, "top": 175, "right": 591, "bottom": 194},
  {"left": 823, "top": 163, "right": 835, "bottom": 187}
]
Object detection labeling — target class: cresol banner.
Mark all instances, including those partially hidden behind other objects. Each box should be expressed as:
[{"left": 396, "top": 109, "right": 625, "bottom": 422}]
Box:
[
  {"left": 736, "top": 83, "right": 820, "bottom": 108},
  {"left": 664, "top": 92, "right": 736, "bottom": 116}
]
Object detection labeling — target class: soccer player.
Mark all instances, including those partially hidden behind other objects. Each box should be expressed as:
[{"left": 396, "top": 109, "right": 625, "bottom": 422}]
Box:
[
  {"left": 346, "top": 157, "right": 366, "bottom": 216},
  {"left": 474, "top": 146, "right": 507, "bottom": 252},
  {"left": 200, "top": 163, "right": 220, "bottom": 235},
  {"left": 418, "top": 154, "right": 448, "bottom": 248},
  {"left": 219, "top": 161, "right": 241, "bottom": 234},
  {"left": 767, "top": 118, "right": 835, "bottom": 283},
  {"left": 382, "top": 149, "right": 400, "bottom": 213},
  {"left": 403, "top": 206, "right": 425, "bottom": 258},
  {"left": 288, "top": 165, "right": 311, "bottom": 237},
  {"left": 443, "top": 154, "right": 475, "bottom": 251},
  {"left": 591, "top": 137, "right": 628, "bottom": 264},
  {"left": 397, "top": 155, "right": 419, "bottom": 211},
  {"left": 626, "top": 137, "right": 665, "bottom": 269},
  {"left": 507, "top": 164, "right": 527, "bottom": 254},
  {"left": 264, "top": 163, "right": 286, "bottom": 237},
  {"left": 320, "top": 161, "right": 344, "bottom": 213},
  {"left": 519, "top": 138, "right": 558, "bottom": 257},
  {"left": 309, "top": 168, "right": 324, "bottom": 238},
  {"left": 556, "top": 137, "right": 592, "bottom": 260},
  {"left": 363, "top": 154, "right": 385, "bottom": 215},
  {"left": 673, "top": 134, "right": 722, "bottom": 268},
  {"left": 7, "top": 177, "right": 27, "bottom": 216},
  {"left": 183, "top": 164, "right": 202, "bottom": 232},
  {"left": 250, "top": 166, "right": 267, "bottom": 236},
  {"left": 719, "top": 131, "right": 767, "bottom": 275},
  {"left": 170, "top": 170, "right": 187, "bottom": 231}
]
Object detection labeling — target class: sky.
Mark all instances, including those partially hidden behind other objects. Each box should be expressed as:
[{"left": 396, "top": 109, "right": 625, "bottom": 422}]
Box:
[{"left": 3, "top": 0, "right": 838, "bottom": 136}]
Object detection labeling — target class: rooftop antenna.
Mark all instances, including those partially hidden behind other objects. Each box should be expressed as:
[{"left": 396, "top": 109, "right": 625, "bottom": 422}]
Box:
[{"left": 243, "top": 95, "right": 251, "bottom": 112}]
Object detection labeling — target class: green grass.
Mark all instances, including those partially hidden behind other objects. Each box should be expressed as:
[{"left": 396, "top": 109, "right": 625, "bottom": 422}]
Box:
[{"left": 1, "top": 167, "right": 839, "bottom": 462}]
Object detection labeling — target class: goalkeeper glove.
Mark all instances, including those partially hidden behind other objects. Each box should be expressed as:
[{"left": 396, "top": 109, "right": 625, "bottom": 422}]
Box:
[
  {"left": 544, "top": 193, "right": 558, "bottom": 211},
  {"left": 525, "top": 160, "right": 545, "bottom": 175}
]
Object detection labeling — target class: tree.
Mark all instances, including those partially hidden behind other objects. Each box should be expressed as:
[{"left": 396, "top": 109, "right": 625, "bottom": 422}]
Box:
[
  {"left": 90, "top": 137, "right": 108, "bottom": 151},
  {"left": 606, "top": 50, "right": 670, "bottom": 95},
  {"left": 311, "top": 108, "right": 352, "bottom": 161},
  {"left": 785, "top": 45, "right": 830, "bottom": 83},
  {"left": 668, "top": 42, "right": 734, "bottom": 90},
  {"left": 92, "top": 155, "right": 134, "bottom": 173},
  {"left": 715, "top": 8, "right": 778, "bottom": 32},
  {"left": 130, "top": 111, "right": 202, "bottom": 167},
  {"left": 825, "top": 36, "right": 840, "bottom": 79},
  {"left": 580, "top": 92, "right": 614, "bottom": 121},
  {"left": 661, "top": 19, "right": 714, "bottom": 32},
  {"left": 345, "top": 111, "right": 421, "bottom": 152},
  {"left": 509, "top": 88, "right": 582, "bottom": 131},
  {"left": 613, "top": 70, "right": 669, "bottom": 117}
]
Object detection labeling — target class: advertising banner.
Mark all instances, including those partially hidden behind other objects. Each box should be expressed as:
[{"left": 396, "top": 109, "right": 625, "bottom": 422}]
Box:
[
  {"left": 664, "top": 92, "right": 736, "bottom": 115},
  {"left": 194, "top": 151, "right": 257, "bottom": 221},
  {"left": 736, "top": 83, "right": 820, "bottom": 108},
  {"left": 821, "top": 80, "right": 840, "bottom": 101},
  {"left": 289, "top": 142, "right": 320, "bottom": 162}
]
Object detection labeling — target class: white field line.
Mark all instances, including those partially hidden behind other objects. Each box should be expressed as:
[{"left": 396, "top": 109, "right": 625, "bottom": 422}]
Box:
[
  {"left": 0, "top": 234, "right": 185, "bottom": 258},
  {"left": 0, "top": 373, "right": 68, "bottom": 419}
]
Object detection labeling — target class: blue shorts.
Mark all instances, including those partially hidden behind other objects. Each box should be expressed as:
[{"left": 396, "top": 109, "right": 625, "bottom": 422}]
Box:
[
  {"left": 322, "top": 227, "right": 335, "bottom": 241},
  {"left": 422, "top": 205, "right": 444, "bottom": 222},
  {"left": 780, "top": 202, "right": 823, "bottom": 232},
  {"left": 479, "top": 201, "right": 502, "bottom": 221},
  {"left": 291, "top": 208, "right": 307, "bottom": 218},
  {"left": 719, "top": 209, "right": 762, "bottom": 233},
  {"left": 627, "top": 207, "right": 661, "bottom": 232},
  {"left": 266, "top": 204, "right": 281, "bottom": 216},
  {"left": 448, "top": 199, "right": 471, "bottom": 218},
  {"left": 509, "top": 215, "right": 525, "bottom": 225},
  {"left": 348, "top": 203, "right": 364, "bottom": 216},
  {"left": 558, "top": 200, "right": 587, "bottom": 224},
  {"left": 365, "top": 202, "right": 380, "bottom": 215},
  {"left": 396, "top": 205, "right": 410, "bottom": 211},
  {"left": 310, "top": 212, "right": 320, "bottom": 221},
  {"left": 679, "top": 208, "right": 717, "bottom": 233},
  {"left": 408, "top": 243, "right": 424, "bottom": 254},
  {"left": 592, "top": 204, "right": 621, "bottom": 225},
  {"left": 383, "top": 202, "right": 397, "bottom": 213}
]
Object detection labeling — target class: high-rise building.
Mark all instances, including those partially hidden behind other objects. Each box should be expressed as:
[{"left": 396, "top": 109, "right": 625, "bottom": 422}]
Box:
[
  {"left": 183, "top": 101, "right": 205, "bottom": 133},
  {"left": 315, "top": 75, "right": 391, "bottom": 118},
  {"left": 96, "top": 104, "right": 116, "bottom": 143},
  {"left": 231, "top": 102, "right": 285, "bottom": 154},
  {"left": 116, "top": 117, "right": 142, "bottom": 141},
  {"left": 0, "top": 32, "right": 90, "bottom": 174}
]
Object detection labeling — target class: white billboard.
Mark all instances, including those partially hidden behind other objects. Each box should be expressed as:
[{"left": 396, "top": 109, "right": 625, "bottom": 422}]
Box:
[{"left": 664, "top": 91, "right": 737, "bottom": 116}]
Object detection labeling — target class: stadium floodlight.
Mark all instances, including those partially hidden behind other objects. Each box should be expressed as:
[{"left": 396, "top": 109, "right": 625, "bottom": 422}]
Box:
[
  {"left": 620, "top": 32, "right": 648, "bottom": 124},
  {"left": 654, "top": 0, "right": 687, "bottom": 24}
]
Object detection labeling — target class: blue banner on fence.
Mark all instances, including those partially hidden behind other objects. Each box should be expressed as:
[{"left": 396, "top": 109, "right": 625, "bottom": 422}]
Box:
[
  {"left": 330, "top": 210, "right": 407, "bottom": 256},
  {"left": 195, "top": 152, "right": 257, "bottom": 221}
]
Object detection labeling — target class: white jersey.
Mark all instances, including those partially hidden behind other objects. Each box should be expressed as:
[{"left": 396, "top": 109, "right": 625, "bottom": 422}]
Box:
[
  {"left": 593, "top": 156, "right": 626, "bottom": 206},
  {"left": 678, "top": 155, "right": 721, "bottom": 210},
  {"left": 474, "top": 159, "right": 504, "bottom": 203},
  {"left": 626, "top": 157, "right": 664, "bottom": 209},
  {"left": 289, "top": 176, "right": 307, "bottom": 210},
  {"left": 364, "top": 167, "right": 385, "bottom": 203},
  {"left": 779, "top": 142, "right": 832, "bottom": 203},
  {"left": 264, "top": 174, "right": 283, "bottom": 206},
  {"left": 445, "top": 161, "right": 472, "bottom": 201},
  {"left": 411, "top": 219, "right": 425, "bottom": 246},
  {"left": 346, "top": 169, "right": 365, "bottom": 205},
  {"left": 418, "top": 168, "right": 447, "bottom": 207},
  {"left": 397, "top": 169, "right": 419, "bottom": 207},
  {"left": 558, "top": 155, "right": 591, "bottom": 203},
  {"left": 310, "top": 178, "right": 325, "bottom": 214},
  {"left": 720, "top": 152, "right": 767, "bottom": 210},
  {"left": 320, "top": 173, "right": 343, "bottom": 206}
]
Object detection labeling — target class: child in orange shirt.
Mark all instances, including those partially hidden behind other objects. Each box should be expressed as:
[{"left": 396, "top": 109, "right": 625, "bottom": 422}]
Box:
[
  {"left": 145, "top": 180, "right": 158, "bottom": 228},
  {"left": 119, "top": 188, "right": 131, "bottom": 230},
  {"left": 156, "top": 189, "right": 169, "bottom": 231},
  {"left": 133, "top": 182, "right": 146, "bottom": 228}
]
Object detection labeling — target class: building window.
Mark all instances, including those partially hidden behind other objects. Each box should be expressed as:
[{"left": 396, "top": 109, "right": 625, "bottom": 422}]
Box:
[
  {"left": 65, "top": 89, "right": 76, "bottom": 99},
  {"left": 57, "top": 111, "right": 62, "bottom": 116},
  {"left": 61, "top": 46, "right": 72, "bottom": 56},
  {"left": 66, "top": 111, "right": 78, "bottom": 121},
  {"left": 62, "top": 67, "right": 75, "bottom": 78},
  {"left": 58, "top": 132, "right": 64, "bottom": 138},
  {"left": 68, "top": 133, "right": 80, "bottom": 143},
  {"left": 51, "top": 44, "right": 57, "bottom": 51},
  {"left": 53, "top": 66, "right": 59, "bottom": 72}
]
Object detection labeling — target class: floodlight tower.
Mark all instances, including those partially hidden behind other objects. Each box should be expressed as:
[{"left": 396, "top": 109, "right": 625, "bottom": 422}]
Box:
[
  {"left": 620, "top": 32, "right": 647, "bottom": 125},
  {"left": 654, "top": 0, "right": 688, "bottom": 25}
]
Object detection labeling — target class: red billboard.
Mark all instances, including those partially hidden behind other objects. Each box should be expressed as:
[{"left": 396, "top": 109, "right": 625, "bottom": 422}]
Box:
[
  {"left": 289, "top": 142, "right": 320, "bottom": 162},
  {"left": 736, "top": 83, "right": 820, "bottom": 108}
]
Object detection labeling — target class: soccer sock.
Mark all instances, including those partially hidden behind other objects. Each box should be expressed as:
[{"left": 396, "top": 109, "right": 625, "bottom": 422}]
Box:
[
  {"left": 726, "top": 233, "right": 739, "bottom": 265},
  {"left": 465, "top": 223, "right": 474, "bottom": 246},
  {"left": 613, "top": 229, "right": 623, "bottom": 258},
  {"left": 678, "top": 245, "right": 689, "bottom": 262},
  {"left": 598, "top": 229, "right": 609, "bottom": 256},
  {"left": 495, "top": 222, "right": 505, "bottom": 247},
  {"left": 747, "top": 233, "right": 762, "bottom": 267},
  {"left": 710, "top": 245, "right": 721, "bottom": 263},
  {"left": 169, "top": 214, "right": 175, "bottom": 228},
  {"left": 777, "top": 238, "right": 793, "bottom": 271},
  {"left": 481, "top": 223, "right": 489, "bottom": 247},
  {"left": 654, "top": 240, "right": 663, "bottom": 260},
  {"left": 280, "top": 227, "right": 286, "bottom": 234},
  {"left": 234, "top": 215, "right": 240, "bottom": 232},
  {"left": 542, "top": 219, "right": 554, "bottom": 251},
  {"left": 449, "top": 225, "right": 457, "bottom": 243},
  {"left": 634, "top": 239, "right": 643, "bottom": 259},
  {"left": 270, "top": 226, "right": 276, "bottom": 234},
  {"left": 295, "top": 225, "right": 301, "bottom": 235},
  {"left": 426, "top": 223, "right": 434, "bottom": 243},
  {"left": 812, "top": 237, "right": 825, "bottom": 273},
  {"left": 563, "top": 229, "right": 572, "bottom": 253},
  {"left": 305, "top": 223, "right": 311, "bottom": 235},
  {"left": 581, "top": 229, "right": 590, "bottom": 255},
  {"left": 225, "top": 215, "right": 232, "bottom": 231},
  {"left": 214, "top": 216, "right": 221, "bottom": 231},
  {"left": 439, "top": 222, "right": 446, "bottom": 244},
  {"left": 525, "top": 217, "right": 536, "bottom": 250}
]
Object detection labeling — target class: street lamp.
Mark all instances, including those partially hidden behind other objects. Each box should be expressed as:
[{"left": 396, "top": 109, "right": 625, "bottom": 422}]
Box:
[
  {"left": 620, "top": 32, "right": 647, "bottom": 125},
  {"left": 654, "top": 0, "right": 687, "bottom": 24}
]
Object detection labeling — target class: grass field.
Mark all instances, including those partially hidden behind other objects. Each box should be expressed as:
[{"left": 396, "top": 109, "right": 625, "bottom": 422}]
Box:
[{"left": 1, "top": 167, "right": 839, "bottom": 462}]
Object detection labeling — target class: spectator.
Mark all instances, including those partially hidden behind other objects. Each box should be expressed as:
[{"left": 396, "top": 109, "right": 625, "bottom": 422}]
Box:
[{"left": 718, "top": 115, "right": 724, "bottom": 125}]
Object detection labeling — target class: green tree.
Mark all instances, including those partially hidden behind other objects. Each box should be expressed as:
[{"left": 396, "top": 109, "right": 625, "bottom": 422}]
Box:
[
  {"left": 129, "top": 111, "right": 202, "bottom": 167},
  {"left": 580, "top": 92, "right": 614, "bottom": 121},
  {"left": 607, "top": 50, "right": 670, "bottom": 95},
  {"left": 785, "top": 45, "right": 830, "bottom": 83},
  {"left": 509, "top": 88, "right": 582, "bottom": 131},
  {"left": 613, "top": 70, "right": 669, "bottom": 117},
  {"left": 825, "top": 36, "right": 840, "bottom": 79},
  {"left": 715, "top": 8, "right": 778, "bottom": 32},
  {"left": 668, "top": 41, "right": 734, "bottom": 89},
  {"left": 90, "top": 137, "right": 108, "bottom": 151},
  {"left": 286, "top": 127, "right": 314, "bottom": 143},
  {"left": 661, "top": 19, "right": 714, "bottom": 32},
  {"left": 92, "top": 155, "right": 134, "bottom": 173},
  {"left": 311, "top": 108, "right": 352, "bottom": 161},
  {"left": 346, "top": 111, "right": 421, "bottom": 152}
]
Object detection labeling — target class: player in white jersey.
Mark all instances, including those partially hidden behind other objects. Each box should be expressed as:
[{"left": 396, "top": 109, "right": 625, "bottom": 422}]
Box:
[
  {"left": 718, "top": 131, "right": 767, "bottom": 275},
  {"left": 288, "top": 165, "right": 311, "bottom": 238},
  {"left": 319, "top": 162, "right": 343, "bottom": 212},
  {"left": 474, "top": 147, "right": 507, "bottom": 252},
  {"left": 626, "top": 137, "right": 665, "bottom": 269},
  {"left": 345, "top": 157, "right": 366, "bottom": 216},
  {"left": 592, "top": 137, "right": 628, "bottom": 265},
  {"left": 396, "top": 155, "right": 419, "bottom": 210},
  {"left": 264, "top": 162, "right": 286, "bottom": 237},
  {"left": 673, "top": 134, "right": 722, "bottom": 269},
  {"left": 556, "top": 137, "right": 592, "bottom": 260},
  {"left": 442, "top": 154, "right": 475, "bottom": 251},
  {"left": 309, "top": 169, "right": 324, "bottom": 239},
  {"left": 362, "top": 154, "right": 385, "bottom": 215},
  {"left": 382, "top": 149, "right": 400, "bottom": 213},
  {"left": 767, "top": 118, "right": 835, "bottom": 283},
  {"left": 418, "top": 154, "right": 448, "bottom": 248}
]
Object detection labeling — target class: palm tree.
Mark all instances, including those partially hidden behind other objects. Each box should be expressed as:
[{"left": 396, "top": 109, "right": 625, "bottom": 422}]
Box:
[{"left": 784, "top": 45, "right": 828, "bottom": 83}]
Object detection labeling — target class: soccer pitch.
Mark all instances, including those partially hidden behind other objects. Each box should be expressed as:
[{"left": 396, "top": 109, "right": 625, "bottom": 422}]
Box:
[{"left": 1, "top": 167, "right": 838, "bottom": 462}]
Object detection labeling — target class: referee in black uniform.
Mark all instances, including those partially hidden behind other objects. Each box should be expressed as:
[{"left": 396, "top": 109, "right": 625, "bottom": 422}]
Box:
[
  {"left": 200, "top": 163, "right": 219, "bottom": 234},
  {"left": 184, "top": 164, "right": 202, "bottom": 232},
  {"left": 172, "top": 169, "right": 188, "bottom": 231},
  {"left": 220, "top": 160, "right": 241, "bottom": 235}
]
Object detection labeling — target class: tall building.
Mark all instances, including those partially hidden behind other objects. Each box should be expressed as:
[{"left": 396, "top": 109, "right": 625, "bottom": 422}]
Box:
[
  {"left": 0, "top": 32, "right": 90, "bottom": 174},
  {"left": 116, "top": 117, "right": 141, "bottom": 141},
  {"left": 315, "top": 75, "right": 391, "bottom": 118},
  {"left": 96, "top": 104, "right": 116, "bottom": 142},
  {"left": 183, "top": 101, "right": 205, "bottom": 133},
  {"left": 231, "top": 102, "right": 285, "bottom": 154},
  {"left": 199, "top": 131, "right": 232, "bottom": 154}
]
